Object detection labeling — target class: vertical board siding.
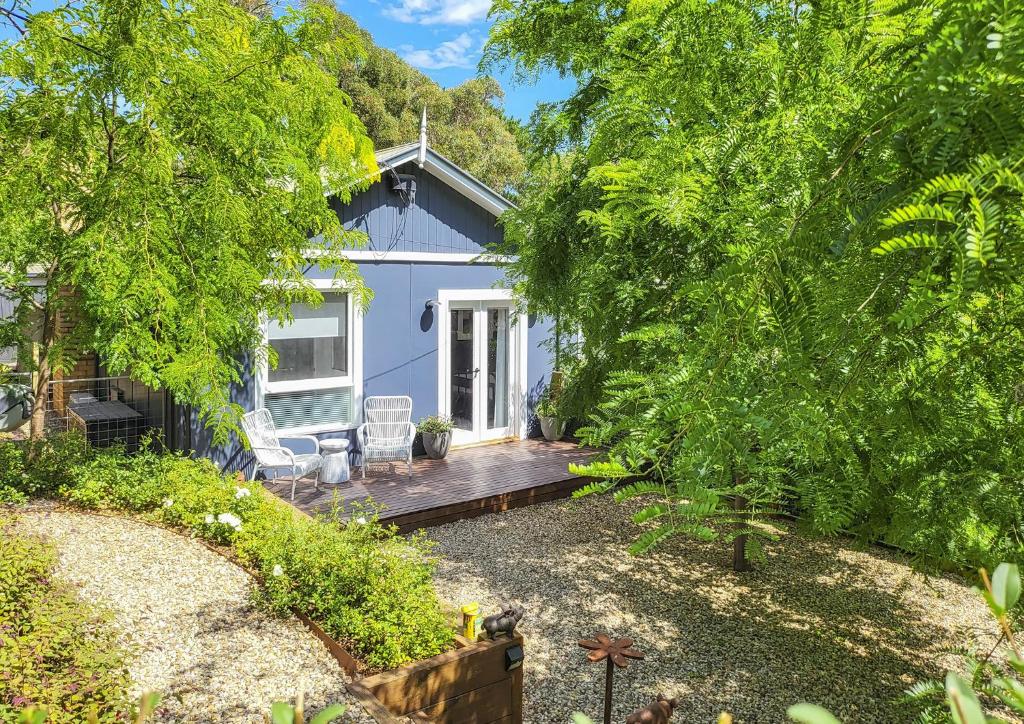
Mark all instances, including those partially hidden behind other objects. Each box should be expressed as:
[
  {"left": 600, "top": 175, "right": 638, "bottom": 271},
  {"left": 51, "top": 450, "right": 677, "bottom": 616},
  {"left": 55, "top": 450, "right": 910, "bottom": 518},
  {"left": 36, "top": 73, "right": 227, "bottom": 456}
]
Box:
[
  {"left": 336, "top": 163, "right": 503, "bottom": 254},
  {"left": 181, "top": 167, "right": 555, "bottom": 472},
  {"left": 183, "top": 262, "right": 555, "bottom": 467}
]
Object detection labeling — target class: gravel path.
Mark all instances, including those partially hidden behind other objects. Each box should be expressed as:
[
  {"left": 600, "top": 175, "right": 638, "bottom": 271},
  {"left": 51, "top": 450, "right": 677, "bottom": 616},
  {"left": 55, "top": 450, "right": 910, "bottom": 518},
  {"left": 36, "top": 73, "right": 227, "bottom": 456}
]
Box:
[
  {"left": 15, "top": 510, "right": 375, "bottom": 723},
  {"left": 429, "top": 495, "right": 999, "bottom": 723}
]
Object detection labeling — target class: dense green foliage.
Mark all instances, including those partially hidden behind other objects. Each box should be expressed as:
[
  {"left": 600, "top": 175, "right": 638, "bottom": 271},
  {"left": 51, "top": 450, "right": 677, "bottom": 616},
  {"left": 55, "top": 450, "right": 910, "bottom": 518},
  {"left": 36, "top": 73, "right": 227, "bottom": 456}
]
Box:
[
  {"left": 0, "top": 513, "right": 131, "bottom": 721},
  {"left": 488, "top": 0, "right": 1024, "bottom": 568},
  {"left": 16, "top": 694, "right": 344, "bottom": 724},
  {"left": 0, "top": 435, "right": 453, "bottom": 670},
  {"left": 310, "top": 2, "right": 525, "bottom": 193},
  {"left": 0, "top": 0, "right": 376, "bottom": 440},
  {"left": 239, "top": 501, "right": 451, "bottom": 669}
]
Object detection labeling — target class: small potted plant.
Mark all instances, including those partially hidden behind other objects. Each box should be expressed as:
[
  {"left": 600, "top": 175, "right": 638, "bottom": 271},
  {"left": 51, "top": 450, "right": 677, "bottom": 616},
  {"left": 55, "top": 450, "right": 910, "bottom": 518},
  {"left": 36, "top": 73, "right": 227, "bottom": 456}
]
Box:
[
  {"left": 418, "top": 414, "right": 453, "bottom": 460},
  {"left": 536, "top": 387, "right": 566, "bottom": 442}
]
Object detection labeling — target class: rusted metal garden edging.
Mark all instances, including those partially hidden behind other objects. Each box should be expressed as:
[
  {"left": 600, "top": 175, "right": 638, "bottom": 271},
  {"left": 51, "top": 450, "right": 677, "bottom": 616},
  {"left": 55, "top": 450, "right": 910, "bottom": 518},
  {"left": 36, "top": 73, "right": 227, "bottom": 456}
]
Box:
[{"left": 9, "top": 501, "right": 523, "bottom": 723}]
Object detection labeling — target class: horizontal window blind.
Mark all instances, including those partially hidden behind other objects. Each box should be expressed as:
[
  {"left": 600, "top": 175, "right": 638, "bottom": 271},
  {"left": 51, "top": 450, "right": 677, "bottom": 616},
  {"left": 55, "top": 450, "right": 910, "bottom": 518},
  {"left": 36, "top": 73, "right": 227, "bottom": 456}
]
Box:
[{"left": 265, "top": 387, "right": 353, "bottom": 430}]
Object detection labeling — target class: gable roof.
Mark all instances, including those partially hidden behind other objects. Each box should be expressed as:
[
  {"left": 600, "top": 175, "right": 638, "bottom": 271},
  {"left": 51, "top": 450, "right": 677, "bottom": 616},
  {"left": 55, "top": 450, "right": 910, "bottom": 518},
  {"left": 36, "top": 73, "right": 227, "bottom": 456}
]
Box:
[{"left": 373, "top": 143, "right": 517, "bottom": 218}]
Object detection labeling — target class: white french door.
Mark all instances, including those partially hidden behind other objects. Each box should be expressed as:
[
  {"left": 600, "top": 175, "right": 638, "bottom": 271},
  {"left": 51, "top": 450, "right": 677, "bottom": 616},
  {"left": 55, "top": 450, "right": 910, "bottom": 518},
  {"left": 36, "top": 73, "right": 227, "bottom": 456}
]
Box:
[{"left": 439, "top": 292, "right": 524, "bottom": 446}]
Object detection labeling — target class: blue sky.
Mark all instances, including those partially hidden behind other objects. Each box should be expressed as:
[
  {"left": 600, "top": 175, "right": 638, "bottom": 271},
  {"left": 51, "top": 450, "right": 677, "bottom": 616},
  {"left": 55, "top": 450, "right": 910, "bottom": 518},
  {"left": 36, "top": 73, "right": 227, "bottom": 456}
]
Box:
[
  {"left": 344, "top": 0, "right": 574, "bottom": 120},
  {"left": 0, "top": 1, "right": 574, "bottom": 121}
]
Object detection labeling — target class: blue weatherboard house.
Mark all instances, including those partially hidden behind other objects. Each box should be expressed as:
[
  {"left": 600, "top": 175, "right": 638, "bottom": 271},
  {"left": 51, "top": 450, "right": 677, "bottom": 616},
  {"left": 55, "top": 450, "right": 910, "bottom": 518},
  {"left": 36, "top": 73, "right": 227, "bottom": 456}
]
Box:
[{"left": 176, "top": 115, "right": 555, "bottom": 473}]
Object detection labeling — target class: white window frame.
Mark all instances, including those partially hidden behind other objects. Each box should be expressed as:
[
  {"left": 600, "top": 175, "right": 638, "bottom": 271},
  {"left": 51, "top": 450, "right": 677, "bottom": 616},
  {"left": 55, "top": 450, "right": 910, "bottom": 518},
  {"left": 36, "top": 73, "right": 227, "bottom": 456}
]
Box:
[
  {"left": 256, "top": 279, "right": 363, "bottom": 435},
  {"left": 436, "top": 288, "right": 529, "bottom": 442}
]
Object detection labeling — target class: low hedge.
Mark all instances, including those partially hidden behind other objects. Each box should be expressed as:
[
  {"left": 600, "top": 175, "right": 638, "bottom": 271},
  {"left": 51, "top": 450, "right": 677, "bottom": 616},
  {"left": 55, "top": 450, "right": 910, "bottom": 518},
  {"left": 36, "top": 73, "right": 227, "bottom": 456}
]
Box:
[
  {"left": 0, "top": 434, "right": 454, "bottom": 671},
  {"left": 0, "top": 513, "right": 132, "bottom": 721}
]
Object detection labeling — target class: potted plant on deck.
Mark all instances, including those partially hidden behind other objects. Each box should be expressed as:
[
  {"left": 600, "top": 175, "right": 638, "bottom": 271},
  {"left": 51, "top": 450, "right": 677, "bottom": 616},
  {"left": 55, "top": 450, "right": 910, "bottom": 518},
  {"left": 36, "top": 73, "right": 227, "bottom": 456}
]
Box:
[
  {"left": 418, "top": 415, "right": 453, "bottom": 460},
  {"left": 536, "top": 382, "right": 566, "bottom": 442}
]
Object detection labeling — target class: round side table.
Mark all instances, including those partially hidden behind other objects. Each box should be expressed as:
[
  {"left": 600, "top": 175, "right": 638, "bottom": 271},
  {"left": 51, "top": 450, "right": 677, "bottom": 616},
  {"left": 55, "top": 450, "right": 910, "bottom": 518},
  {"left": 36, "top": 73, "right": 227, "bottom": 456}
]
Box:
[{"left": 320, "top": 438, "right": 351, "bottom": 484}]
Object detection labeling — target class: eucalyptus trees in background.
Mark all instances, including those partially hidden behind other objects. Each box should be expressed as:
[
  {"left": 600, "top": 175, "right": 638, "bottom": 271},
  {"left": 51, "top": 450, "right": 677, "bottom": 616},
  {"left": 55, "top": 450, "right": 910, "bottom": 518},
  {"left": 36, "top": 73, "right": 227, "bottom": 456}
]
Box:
[
  {"left": 489, "top": 0, "right": 1024, "bottom": 568},
  {"left": 306, "top": 1, "right": 526, "bottom": 194},
  {"left": 0, "top": 0, "right": 377, "bottom": 441}
]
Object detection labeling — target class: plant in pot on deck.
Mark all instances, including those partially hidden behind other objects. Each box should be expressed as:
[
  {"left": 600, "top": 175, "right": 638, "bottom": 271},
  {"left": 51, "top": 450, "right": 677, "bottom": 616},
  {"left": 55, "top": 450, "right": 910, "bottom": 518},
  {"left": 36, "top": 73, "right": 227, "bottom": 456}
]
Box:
[
  {"left": 536, "top": 384, "right": 567, "bottom": 442},
  {"left": 418, "top": 415, "right": 453, "bottom": 460}
]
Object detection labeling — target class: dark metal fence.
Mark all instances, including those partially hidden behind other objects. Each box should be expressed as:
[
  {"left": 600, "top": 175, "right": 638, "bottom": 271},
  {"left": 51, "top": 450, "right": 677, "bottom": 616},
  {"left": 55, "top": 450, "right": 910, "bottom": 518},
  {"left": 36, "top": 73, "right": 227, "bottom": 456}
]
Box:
[{"left": 44, "top": 376, "right": 166, "bottom": 452}]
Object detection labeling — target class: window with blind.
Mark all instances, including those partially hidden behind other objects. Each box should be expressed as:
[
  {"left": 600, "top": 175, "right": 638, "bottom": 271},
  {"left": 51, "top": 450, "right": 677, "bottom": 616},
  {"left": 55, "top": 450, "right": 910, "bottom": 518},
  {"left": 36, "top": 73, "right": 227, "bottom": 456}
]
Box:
[{"left": 265, "top": 291, "right": 355, "bottom": 431}]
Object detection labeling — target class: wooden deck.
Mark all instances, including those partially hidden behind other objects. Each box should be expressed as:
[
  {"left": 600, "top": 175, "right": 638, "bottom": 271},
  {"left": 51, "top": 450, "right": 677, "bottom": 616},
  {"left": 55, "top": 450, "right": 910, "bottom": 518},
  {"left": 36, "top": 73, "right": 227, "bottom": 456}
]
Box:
[{"left": 264, "top": 438, "right": 595, "bottom": 532}]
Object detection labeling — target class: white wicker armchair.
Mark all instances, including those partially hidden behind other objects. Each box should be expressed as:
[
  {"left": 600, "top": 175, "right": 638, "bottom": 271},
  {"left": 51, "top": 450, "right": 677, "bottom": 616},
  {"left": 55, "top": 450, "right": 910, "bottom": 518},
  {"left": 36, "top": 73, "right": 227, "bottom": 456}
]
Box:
[
  {"left": 241, "top": 408, "right": 322, "bottom": 500},
  {"left": 357, "top": 396, "right": 416, "bottom": 479}
]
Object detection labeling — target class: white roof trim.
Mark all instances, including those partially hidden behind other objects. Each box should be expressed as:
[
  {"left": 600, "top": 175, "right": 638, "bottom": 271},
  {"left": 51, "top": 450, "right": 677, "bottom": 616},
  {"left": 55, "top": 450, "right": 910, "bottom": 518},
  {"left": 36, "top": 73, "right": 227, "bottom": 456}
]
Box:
[
  {"left": 374, "top": 145, "right": 517, "bottom": 218},
  {"left": 306, "top": 249, "right": 514, "bottom": 264}
]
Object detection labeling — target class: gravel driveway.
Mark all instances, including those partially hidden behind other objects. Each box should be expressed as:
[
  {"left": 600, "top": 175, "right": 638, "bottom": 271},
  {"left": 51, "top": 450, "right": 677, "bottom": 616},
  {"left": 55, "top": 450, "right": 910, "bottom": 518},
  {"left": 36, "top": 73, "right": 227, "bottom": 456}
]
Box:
[
  {"left": 15, "top": 510, "right": 374, "bottom": 723},
  {"left": 428, "top": 495, "right": 998, "bottom": 723}
]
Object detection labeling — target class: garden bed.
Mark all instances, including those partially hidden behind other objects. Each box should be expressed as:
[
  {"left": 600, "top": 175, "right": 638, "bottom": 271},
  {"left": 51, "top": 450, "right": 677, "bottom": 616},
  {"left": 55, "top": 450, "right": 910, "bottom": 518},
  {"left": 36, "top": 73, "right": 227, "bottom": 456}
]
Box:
[
  {"left": 428, "top": 494, "right": 998, "bottom": 723},
  {"left": 13, "top": 508, "right": 376, "bottom": 723},
  {"left": 1, "top": 432, "right": 541, "bottom": 722}
]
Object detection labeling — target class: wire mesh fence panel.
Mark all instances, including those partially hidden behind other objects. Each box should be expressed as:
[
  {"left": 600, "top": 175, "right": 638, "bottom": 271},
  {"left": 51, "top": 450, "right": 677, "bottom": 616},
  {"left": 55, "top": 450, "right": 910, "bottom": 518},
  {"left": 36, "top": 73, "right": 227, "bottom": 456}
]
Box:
[{"left": 45, "top": 377, "right": 165, "bottom": 453}]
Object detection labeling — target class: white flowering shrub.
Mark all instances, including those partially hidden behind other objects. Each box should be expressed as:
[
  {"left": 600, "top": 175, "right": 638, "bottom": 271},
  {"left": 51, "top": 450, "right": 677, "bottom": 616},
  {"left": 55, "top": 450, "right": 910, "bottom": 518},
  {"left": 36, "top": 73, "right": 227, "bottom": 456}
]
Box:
[{"left": 1, "top": 435, "right": 454, "bottom": 670}]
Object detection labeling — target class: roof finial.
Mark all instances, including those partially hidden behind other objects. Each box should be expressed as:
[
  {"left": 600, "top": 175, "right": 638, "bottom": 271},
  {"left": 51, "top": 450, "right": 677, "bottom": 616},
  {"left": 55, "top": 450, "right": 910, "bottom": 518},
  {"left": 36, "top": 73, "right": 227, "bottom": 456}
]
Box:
[{"left": 418, "top": 107, "right": 427, "bottom": 168}]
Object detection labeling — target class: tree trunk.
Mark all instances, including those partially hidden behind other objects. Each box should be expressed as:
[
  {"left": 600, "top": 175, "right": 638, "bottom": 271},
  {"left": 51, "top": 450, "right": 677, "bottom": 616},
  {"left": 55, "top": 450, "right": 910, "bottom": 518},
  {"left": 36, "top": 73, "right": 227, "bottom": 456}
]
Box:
[
  {"left": 733, "top": 471, "right": 749, "bottom": 573},
  {"left": 553, "top": 311, "right": 562, "bottom": 371},
  {"left": 29, "top": 308, "right": 54, "bottom": 442},
  {"left": 732, "top": 496, "right": 750, "bottom": 572}
]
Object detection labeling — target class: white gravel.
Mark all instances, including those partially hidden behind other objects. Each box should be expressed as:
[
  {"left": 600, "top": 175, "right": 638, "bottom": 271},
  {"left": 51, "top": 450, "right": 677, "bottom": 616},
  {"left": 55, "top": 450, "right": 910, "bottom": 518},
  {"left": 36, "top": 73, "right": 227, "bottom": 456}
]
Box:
[
  {"left": 428, "top": 495, "right": 1000, "bottom": 723},
  {"left": 14, "top": 509, "right": 375, "bottom": 723}
]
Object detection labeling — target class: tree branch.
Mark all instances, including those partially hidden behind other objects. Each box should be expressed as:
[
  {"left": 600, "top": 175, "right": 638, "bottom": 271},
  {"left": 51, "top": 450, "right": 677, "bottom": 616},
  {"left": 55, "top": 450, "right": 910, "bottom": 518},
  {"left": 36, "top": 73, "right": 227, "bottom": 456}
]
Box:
[
  {"left": 0, "top": 4, "right": 109, "bottom": 59},
  {"left": 0, "top": 3, "right": 28, "bottom": 34}
]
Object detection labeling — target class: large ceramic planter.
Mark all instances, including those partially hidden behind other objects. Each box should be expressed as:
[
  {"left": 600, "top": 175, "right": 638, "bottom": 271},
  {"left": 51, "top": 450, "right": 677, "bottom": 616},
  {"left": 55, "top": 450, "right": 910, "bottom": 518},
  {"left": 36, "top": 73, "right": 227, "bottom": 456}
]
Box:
[
  {"left": 0, "top": 384, "right": 32, "bottom": 433},
  {"left": 539, "top": 415, "right": 565, "bottom": 442},
  {"left": 422, "top": 431, "right": 451, "bottom": 460}
]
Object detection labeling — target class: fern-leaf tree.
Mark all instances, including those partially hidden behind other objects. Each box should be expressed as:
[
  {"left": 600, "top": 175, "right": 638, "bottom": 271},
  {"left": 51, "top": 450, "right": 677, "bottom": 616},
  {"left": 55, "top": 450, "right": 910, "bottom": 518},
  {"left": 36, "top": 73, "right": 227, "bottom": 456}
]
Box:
[
  {"left": 488, "top": 0, "right": 1024, "bottom": 568},
  {"left": 0, "top": 0, "right": 377, "bottom": 441}
]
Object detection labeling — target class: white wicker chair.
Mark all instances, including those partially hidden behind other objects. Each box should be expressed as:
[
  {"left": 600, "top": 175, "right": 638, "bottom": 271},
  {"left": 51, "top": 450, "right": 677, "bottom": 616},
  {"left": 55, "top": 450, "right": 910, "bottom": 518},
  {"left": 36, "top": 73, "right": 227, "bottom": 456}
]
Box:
[
  {"left": 241, "top": 408, "right": 322, "bottom": 501},
  {"left": 357, "top": 396, "right": 416, "bottom": 479}
]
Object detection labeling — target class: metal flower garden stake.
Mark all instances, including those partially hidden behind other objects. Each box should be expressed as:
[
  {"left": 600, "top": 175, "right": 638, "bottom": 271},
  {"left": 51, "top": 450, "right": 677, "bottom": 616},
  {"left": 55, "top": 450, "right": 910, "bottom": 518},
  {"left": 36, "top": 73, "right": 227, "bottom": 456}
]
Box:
[{"left": 579, "top": 633, "right": 644, "bottom": 724}]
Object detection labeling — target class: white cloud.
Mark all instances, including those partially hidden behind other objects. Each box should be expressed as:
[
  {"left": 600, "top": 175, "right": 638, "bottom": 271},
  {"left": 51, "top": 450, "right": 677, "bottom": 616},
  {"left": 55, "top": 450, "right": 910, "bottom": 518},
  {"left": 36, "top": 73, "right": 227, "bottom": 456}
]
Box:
[
  {"left": 399, "top": 33, "right": 477, "bottom": 70},
  {"left": 383, "top": 0, "right": 492, "bottom": 25}
]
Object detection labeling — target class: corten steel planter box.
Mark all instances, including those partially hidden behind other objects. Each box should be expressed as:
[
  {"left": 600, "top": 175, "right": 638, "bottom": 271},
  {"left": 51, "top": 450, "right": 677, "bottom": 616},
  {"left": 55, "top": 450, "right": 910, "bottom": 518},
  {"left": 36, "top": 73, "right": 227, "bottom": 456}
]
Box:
[
  {"left": 346, "top": 634, "right": 525, "bottom": 724},
  {"left": 255, "top": 489, "right": 526, "bottom": 722}
]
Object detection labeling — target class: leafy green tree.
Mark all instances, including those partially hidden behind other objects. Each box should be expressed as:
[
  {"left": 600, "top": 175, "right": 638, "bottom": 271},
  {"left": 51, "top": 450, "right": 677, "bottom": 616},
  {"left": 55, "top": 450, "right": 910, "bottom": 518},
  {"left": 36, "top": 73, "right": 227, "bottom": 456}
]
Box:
[
  {"left": 488, "top": 0, "right": 1024, "bottom": 568},
  {"left": 0, "top": 0, "right": 377, "bottom": 440},
  {"left": 310, "top": 2, "right": 525, "bottom": 193}
]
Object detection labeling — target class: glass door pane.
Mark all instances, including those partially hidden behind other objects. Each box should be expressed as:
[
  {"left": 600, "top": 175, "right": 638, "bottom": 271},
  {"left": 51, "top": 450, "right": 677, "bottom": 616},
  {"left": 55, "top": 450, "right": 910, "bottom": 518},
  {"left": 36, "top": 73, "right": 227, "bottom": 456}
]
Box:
[
  {"left": 487, "top": 308, "right": 510, "bottom": 429},
  {"left": 450, "top": 308, "right": 475, "bottom": 431}
]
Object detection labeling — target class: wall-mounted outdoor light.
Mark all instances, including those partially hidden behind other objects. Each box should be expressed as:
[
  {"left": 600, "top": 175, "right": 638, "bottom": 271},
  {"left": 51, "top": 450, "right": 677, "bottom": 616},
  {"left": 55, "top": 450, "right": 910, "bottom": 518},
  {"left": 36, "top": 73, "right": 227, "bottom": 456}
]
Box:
[{"left": 504, "top": 643, "right": 525, "bottom": 672}]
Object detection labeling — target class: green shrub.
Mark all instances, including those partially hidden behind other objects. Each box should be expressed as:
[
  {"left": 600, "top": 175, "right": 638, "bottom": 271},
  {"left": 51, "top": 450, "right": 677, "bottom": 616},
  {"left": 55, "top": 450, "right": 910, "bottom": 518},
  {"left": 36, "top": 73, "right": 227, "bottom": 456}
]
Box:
[
  {"left": 17, "top": 693, "right": 345, "bottom": 724},
  {"left": 0, "top": 513, "right": 131, "bottom": 721},
  {"left": 1, "top": 434, "right": 454, "bottom": 670},
  {"left": 0, "top": 433, "right": 92, "bottom": 500},
  {"left": 535, "top": 383, "right": 564, "bottom": 419},
  {"left": 237, "top": 502, "right": 453, "bottom": 670},
  {"left": 0, "top": 442, "right": 27, "bottom": 504},
  {"left": 417, "top": 415, "right": 453, "bottom": 435}
]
